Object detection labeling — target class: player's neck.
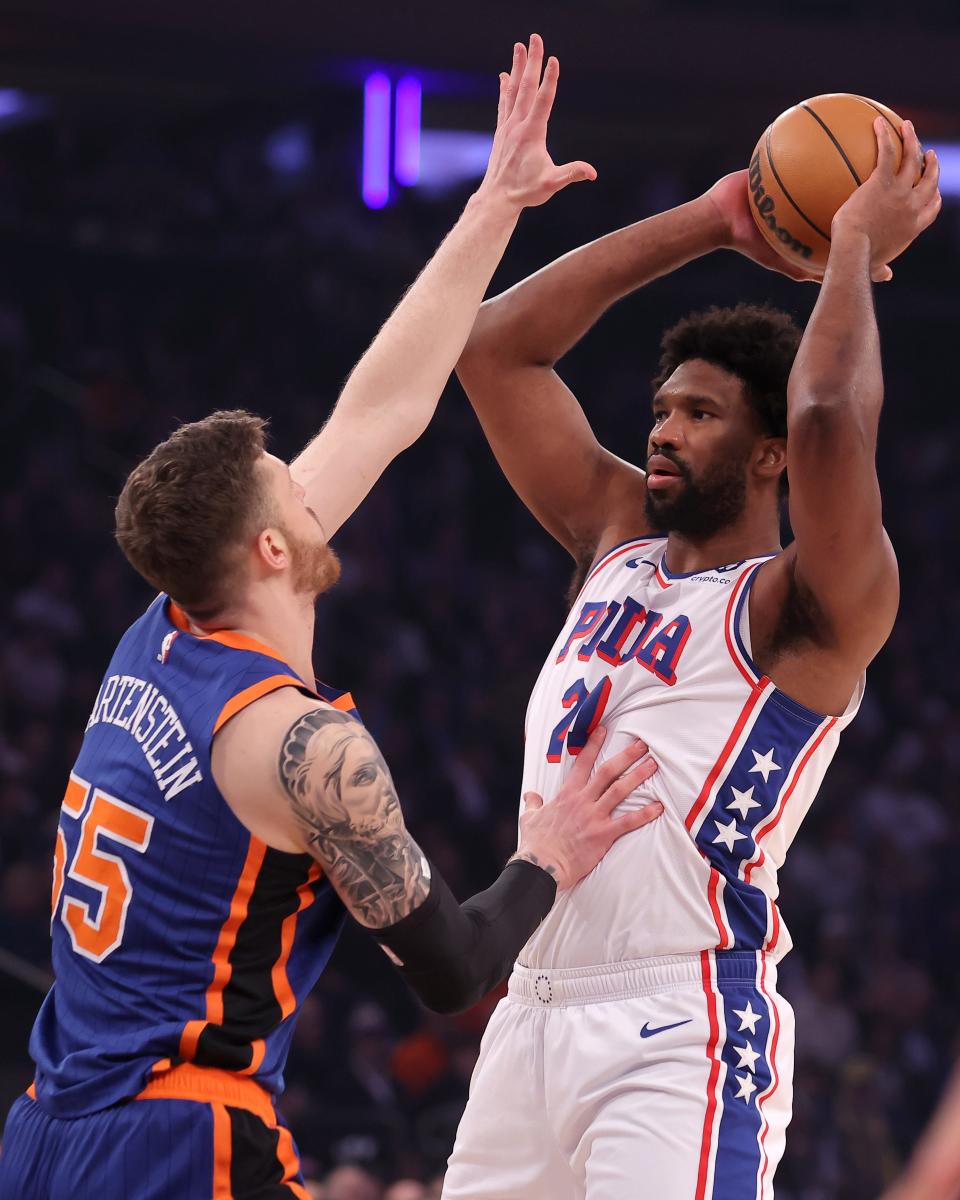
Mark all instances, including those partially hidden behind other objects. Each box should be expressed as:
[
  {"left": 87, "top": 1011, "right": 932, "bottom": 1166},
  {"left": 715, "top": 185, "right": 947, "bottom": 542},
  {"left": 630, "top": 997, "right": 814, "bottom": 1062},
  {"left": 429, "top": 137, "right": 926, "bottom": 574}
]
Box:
[
  {"left": 664, "top": 513, "right": 782, "bottom": 575},
  {"left": 187, "top": 586, "right": 317, "bottom": 685}
]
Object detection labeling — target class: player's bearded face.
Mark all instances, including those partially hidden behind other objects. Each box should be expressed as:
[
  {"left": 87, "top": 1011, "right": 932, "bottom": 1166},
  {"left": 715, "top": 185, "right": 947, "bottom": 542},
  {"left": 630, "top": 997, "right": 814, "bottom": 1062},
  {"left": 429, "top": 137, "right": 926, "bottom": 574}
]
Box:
[
  {"left": 284, "top": 522, "right": 341, "bottom": 597},
  {"left": 643, "top": 445, "right": 749, "bottom": 539}
]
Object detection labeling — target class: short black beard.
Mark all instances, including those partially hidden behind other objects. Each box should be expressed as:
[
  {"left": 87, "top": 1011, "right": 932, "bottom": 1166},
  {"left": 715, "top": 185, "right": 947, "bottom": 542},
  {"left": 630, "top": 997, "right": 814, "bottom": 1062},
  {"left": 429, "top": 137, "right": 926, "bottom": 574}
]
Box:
[{"left": 644, "top": 453, "right": 748, "bottom": 540}]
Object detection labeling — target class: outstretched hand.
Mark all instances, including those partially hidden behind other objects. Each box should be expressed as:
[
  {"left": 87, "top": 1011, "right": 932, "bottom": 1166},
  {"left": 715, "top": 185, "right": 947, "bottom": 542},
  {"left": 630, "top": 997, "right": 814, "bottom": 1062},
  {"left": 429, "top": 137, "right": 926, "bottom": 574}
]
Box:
[
  {"left": 477, "top": 33, "right": 597, "bottom": 212},
  {"left": 832, "top": 118, "right": 941, "bottom": 282},
  {"left": 704, "top": 170, "right": 823, "bottom": 283}
]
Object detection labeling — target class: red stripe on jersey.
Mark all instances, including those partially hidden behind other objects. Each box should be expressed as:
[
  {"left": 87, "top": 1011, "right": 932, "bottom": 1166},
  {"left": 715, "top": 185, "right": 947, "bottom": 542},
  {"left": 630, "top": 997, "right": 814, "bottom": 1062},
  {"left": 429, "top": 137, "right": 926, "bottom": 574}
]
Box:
[
  {"left": 743, "top": 717, "right": 837, "bottom": 885},
  {"left": 685, "top": 684, "right": 767, "bottom": 834},
  {"left": 707, "top": 868, "right": 732, "bottom": 950},
  {"left": 723, "top": 565, "right": 761, "bottom": 686},
  {"left": 695, "top": 951, "right": 723, "bottom": 1200},
  {"left": 756, "top": 955, "right": 783, "bottom": 1198}
]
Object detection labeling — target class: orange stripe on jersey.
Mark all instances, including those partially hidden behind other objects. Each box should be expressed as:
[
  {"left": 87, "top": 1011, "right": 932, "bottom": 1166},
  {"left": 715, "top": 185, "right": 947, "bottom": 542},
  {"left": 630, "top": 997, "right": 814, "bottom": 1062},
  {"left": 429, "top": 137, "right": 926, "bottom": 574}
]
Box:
[
  {"left": 167, "top": 601, "right": 291, "bottom": 667},
  {"left": 26, "top": 1082, "right": 36, "bottom": 1100},
  {"left": 213, "top": 675, "right": 305, "bottom": 736},
  {"left": 271, "top": 865, "right": 322, "bottom": 1022},
  {"left": 275, "top": 1126, "right": 311, "bottom": 1200},
  {"left": 211, "top": 1102, "right": 233, "bottom": 1200},
  {"left": 330, "top": 692, "right": 356, "bottom": 712},
  {"left": 240, "top": 1039, "right": 267, "bottom": 1077},
  {"left": 179, "top": 838, "right": 267, "bottom": 1059}
]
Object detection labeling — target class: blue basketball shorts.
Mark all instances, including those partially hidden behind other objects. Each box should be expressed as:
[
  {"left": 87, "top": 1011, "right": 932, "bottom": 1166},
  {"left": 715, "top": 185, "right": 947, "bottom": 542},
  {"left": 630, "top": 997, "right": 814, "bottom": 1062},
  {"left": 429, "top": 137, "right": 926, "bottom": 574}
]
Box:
[{"left": 0, "top": 1067, "right": 310, "bottom": 1200}]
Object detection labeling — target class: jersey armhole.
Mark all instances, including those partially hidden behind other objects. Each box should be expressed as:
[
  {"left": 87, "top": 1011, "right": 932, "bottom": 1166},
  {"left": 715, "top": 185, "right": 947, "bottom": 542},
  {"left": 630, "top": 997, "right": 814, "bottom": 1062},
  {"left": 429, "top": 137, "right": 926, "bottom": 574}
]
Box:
[{"left": 212, "top": 675, "right": 315, "bottom": 736}]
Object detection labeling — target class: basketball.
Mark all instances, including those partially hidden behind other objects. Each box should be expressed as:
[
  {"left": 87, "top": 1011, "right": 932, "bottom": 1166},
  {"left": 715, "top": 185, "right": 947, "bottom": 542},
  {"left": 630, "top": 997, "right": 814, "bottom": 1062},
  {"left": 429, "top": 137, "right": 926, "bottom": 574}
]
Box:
[{"left": 748, "top": 93, "right": 908, "bottom": 274}]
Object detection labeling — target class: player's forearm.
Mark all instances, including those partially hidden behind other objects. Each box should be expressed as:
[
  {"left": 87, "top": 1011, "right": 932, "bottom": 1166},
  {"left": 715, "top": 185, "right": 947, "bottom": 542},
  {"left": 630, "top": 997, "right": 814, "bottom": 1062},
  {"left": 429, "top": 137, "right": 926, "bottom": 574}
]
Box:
[
  {"left": 787, "top": 226, "right": 883, "bottom": 424},
  {"left": 328, "top": 190, "right": 520, "bottom": 437},
  {"left": 461, "top": 195, "right": 725, "bottom": 370},
  {"left": 376, "top": 859, "right": 557, "bottom": 1014}
]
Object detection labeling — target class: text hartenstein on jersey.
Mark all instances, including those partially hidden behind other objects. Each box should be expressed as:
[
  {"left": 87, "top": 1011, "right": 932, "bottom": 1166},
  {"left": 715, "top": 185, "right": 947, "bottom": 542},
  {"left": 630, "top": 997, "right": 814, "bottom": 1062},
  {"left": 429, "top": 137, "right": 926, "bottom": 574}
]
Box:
[{"left": 85, "top": 674, "right": 203, "bottom": 799}]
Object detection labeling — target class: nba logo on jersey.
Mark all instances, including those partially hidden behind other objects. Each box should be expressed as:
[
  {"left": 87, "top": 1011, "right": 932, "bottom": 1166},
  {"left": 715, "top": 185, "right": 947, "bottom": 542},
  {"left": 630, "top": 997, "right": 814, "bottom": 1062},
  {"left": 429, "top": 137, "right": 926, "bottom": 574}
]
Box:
[{"left": 157, "top": 630, "right": 179, "bottom": 664}]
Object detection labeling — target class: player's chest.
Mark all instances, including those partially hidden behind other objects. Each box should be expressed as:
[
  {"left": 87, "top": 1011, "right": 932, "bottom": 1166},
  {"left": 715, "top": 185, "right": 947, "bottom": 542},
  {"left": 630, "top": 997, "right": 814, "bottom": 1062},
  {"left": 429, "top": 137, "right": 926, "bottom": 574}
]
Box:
[{"left": 528, "top": 567, "right": 743, "bottom": 759}]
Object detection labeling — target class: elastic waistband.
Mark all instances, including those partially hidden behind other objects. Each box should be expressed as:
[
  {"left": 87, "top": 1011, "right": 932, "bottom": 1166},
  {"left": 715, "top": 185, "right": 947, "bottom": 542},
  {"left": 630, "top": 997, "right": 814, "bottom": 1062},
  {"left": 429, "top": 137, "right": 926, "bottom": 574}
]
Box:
[
  {"left": 135, "top": 1063, "right": 276, "bottom": 1124},
  {"left": 509, "top": 950, "right": 775, "bottom": 1008}
]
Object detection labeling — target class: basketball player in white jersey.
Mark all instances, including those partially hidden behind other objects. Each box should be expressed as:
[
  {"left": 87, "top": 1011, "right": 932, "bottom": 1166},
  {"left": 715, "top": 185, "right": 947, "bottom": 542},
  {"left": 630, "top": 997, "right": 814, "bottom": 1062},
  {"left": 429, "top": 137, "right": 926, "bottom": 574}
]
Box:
[{"left": 445, "top": 96, "right": 941, "bottom": 1199}]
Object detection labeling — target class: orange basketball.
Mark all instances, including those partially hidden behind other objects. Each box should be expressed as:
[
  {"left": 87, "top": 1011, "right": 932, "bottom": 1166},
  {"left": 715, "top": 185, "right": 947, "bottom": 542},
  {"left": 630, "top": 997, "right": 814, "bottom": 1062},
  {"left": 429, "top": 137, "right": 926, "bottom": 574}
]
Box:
[{"left": 748, "top": 93, "right": 907, "bottom": 274}]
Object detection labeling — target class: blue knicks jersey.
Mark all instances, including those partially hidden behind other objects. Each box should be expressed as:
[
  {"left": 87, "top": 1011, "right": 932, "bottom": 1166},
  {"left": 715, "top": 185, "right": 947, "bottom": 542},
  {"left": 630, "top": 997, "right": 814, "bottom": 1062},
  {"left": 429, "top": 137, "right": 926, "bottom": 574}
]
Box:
[{"left": 30, "top": 595, "right": 352, "bottom": 1118}]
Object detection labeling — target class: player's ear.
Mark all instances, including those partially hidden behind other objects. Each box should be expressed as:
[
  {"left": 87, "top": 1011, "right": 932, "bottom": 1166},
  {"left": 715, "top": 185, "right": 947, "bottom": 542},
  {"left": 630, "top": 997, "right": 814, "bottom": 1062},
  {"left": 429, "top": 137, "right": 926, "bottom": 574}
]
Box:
[
  {"left": 755, "top": 437, "right": 787, "bottom": 482},
  {"left": 255, "top": 526, "right": 291, "bottom": 575}
]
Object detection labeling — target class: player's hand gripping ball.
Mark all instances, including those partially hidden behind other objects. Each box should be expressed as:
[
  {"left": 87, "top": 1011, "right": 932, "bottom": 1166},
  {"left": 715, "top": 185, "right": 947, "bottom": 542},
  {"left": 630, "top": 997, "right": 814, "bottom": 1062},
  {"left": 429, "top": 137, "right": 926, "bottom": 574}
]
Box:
[{"left": 747, "top": 93, "right": 922, "bottom": 275}]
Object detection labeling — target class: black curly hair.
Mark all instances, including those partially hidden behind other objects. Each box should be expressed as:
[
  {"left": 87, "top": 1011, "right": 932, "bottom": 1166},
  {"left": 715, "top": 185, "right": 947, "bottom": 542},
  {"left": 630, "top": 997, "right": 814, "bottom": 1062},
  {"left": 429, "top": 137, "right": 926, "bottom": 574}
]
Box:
[{"left": 652, "top": 303, "right": 801, "bottom": 496}]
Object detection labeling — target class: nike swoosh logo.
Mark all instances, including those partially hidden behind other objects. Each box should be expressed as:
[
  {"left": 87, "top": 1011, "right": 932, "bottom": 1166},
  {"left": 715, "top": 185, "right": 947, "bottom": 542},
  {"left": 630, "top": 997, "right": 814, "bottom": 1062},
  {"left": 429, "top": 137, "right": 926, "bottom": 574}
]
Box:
[{"left": 640, "top": 1019, "right": 692, "bottom": 1038}]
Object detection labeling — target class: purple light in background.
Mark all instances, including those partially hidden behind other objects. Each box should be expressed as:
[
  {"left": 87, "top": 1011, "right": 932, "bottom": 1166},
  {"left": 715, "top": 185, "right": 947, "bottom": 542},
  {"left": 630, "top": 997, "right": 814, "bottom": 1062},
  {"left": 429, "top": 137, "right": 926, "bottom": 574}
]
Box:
[
  {"left": 931, "top": 145, "right": 960, "bottom": 198},
  {"left": 363, "top": 73, "right": 391, "bottom": 209},
  {"left": 394, "top": 77, "right": 422, "bottom": 187}
]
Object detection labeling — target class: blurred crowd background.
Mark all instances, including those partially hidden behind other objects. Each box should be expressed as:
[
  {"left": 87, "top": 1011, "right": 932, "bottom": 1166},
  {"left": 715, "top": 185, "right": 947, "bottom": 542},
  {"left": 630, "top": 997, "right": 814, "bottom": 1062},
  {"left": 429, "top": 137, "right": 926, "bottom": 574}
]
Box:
[{"left": 0, "top": 5, "right": 959, "bottom": 1198}]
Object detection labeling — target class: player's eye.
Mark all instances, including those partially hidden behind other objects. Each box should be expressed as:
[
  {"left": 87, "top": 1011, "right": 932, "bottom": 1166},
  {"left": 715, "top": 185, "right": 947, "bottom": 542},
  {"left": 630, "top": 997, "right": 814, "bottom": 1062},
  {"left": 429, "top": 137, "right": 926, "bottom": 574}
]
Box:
[
  {"left": 691, "top": 409, "right": 711, "bottom": 421},
  {"left": 651, "top": 411, "right": 665, "bottom": 424}
]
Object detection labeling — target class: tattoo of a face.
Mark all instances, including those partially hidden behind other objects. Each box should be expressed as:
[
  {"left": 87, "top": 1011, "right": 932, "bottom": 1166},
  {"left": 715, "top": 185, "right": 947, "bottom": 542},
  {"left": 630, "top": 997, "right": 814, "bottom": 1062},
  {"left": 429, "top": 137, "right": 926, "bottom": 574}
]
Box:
[{"left": 278, "top": 708, "right": 430, "bottom": 928}]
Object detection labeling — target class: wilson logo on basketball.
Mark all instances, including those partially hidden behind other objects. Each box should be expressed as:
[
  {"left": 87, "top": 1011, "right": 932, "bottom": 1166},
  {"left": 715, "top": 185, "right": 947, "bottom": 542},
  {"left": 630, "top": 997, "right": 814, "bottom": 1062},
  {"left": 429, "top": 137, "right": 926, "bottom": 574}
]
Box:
[{"left": 748, "top": 151, "right": 814, "bottom": 261}]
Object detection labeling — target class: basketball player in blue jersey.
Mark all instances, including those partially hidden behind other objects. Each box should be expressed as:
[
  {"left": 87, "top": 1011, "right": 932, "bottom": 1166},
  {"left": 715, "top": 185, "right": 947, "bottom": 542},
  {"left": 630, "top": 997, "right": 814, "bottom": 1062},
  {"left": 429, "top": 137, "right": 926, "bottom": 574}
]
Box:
[
  {"left": 444, "top": 105, "right": 942, "bottom": 1199},
  {"left": 0, "top": 36, "right": 663, "bottom": 1200}
]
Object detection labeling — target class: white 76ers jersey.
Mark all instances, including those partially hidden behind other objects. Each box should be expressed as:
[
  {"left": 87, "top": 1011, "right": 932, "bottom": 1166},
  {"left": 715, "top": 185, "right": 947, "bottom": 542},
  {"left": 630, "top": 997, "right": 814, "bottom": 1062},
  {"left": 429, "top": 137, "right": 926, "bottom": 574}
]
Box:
[{"left": 520, "top": 536, "right": 864, "bottom": 969}]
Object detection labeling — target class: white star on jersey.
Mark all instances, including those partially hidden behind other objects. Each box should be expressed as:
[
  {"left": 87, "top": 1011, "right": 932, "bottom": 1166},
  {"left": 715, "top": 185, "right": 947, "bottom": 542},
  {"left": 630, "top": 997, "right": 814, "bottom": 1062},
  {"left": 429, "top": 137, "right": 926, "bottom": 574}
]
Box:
[
  {"left": 734, "top": 1073, "right": 758, "bottom": 1104},
  {"left": 734, "top": 1041, "right": 761, "bottom": 1073},
  {"left": 732, "top": 1000, "right": 762, "bottom": 1035},
  {"left": 749, "top": 747, "right": 781, "bottom": 783},
  {"left": 712, "top": 817, "right": 747, "bottom": 853},
  {"left": 726, "top": 785, "right": 760, "bottom": 821}
]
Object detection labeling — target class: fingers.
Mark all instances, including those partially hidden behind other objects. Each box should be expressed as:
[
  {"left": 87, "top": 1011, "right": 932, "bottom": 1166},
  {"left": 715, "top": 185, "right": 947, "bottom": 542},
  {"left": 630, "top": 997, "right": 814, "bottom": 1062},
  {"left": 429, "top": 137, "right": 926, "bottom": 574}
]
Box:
[
  {"left": 898, "top": 118, "right": 922, "bottom": 183},
  {"left": 521, "top": 791, "right": 544, "bottom": 812},
  {"left": 529, "top": 54, "right": 559, "bottom": 130},
  {"left": 871, "top": 264, "right": 893, "bottom": 283},
  {"left": 565, "top": 724, "right": 608, "bottom": 789},
  {"left": 597, "top": 755, "right": 659, "bottom": 815},
  {"left": 496, "top": 73, "right": 510, "bottom": 128},
  {"left": 612, "top": 802, "right": 664, "bottom": 838},
  {"left": 874, "top": 116, "right": 898, "bottom": 178},
  {"left": 916, "top": 146, "right": 941, "bottom": 208},
  {"left": 501, "top": 41, "right": 525, "bottom": 123},
  {"left": 590, "top": 736, "right": 652, "bottom": 797},
  {"left": 513, "top": 32, "right": 544, "bottom": 122}
]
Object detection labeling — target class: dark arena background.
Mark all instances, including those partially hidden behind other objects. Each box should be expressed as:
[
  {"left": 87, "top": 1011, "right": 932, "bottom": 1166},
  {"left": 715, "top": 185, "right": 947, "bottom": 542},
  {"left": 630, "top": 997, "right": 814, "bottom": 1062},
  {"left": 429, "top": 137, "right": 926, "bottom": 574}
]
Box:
[{"left": 1, "top": 3, "right": 958, "bottom": 1197}]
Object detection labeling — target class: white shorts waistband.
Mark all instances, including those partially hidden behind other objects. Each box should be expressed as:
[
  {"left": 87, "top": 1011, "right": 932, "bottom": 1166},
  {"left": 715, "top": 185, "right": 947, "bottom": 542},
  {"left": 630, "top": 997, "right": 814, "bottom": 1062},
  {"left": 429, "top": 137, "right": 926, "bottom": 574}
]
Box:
[{"left": 508, "top": 950, "right": 776, "bottom": 1008}]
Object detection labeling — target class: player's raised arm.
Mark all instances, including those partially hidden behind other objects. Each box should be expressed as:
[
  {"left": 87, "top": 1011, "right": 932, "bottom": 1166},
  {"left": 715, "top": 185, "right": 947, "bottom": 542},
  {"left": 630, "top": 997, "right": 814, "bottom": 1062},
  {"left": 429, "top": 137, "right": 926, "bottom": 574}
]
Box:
[
  {"left": 291, "top": 34, "right": 595, "bottom": 542},
  {"left": 778, "top": 120, "right": 940, "bottom": 665},
  {"left": 455, "top": 165, "right": 820, "bottom": 565},
  {"left": 212, "top": 687, "right": 660, "bottom": 1014}
]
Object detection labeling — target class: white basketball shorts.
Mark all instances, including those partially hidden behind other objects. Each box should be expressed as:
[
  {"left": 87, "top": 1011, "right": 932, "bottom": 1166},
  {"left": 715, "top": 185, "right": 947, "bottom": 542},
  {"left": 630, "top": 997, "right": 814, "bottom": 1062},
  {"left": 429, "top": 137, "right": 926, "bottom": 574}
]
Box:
[{"left": 442, "top": 950, "right": 795, "bottom": 1200}]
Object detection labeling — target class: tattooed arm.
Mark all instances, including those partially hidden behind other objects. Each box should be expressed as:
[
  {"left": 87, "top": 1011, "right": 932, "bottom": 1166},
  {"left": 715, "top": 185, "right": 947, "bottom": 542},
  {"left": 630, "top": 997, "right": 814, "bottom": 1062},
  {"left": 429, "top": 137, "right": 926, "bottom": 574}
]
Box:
[{"left": 212, "top": 689, "right": 660, "bottom": 1009}]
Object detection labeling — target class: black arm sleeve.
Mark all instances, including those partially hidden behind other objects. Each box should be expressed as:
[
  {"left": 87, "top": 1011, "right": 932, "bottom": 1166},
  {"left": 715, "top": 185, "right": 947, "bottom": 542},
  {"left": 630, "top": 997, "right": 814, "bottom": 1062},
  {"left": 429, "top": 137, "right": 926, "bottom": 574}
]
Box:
[{"left": 373, "top": 859, "right": 557, "bottom": 1014}]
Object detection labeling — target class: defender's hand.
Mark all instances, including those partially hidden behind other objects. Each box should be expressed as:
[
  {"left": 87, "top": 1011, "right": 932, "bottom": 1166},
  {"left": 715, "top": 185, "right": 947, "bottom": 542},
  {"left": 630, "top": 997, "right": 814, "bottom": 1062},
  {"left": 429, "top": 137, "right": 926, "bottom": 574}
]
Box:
[
  {"left": 704, "top": 170, "right": 822, "bottom": 282},
  {"left": 831, "top": 118, "right": 941, "bottom": 282},
  {"left": 515, "top": 727, "right": 661, "bottom": 890},
  {"left": 476, "top": 33, "right": 597, "bottom": 213}
]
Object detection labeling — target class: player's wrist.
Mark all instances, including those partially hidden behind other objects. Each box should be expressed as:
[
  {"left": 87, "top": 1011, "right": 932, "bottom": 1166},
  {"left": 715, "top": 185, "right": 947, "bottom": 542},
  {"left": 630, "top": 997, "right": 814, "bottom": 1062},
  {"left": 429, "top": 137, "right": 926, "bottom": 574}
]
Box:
[
  {"left": 509, "top": 846, "right": 565, "bottom": 889},
  {"left": 467, "top": 185, "right": 524, "bottom": 226}
]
